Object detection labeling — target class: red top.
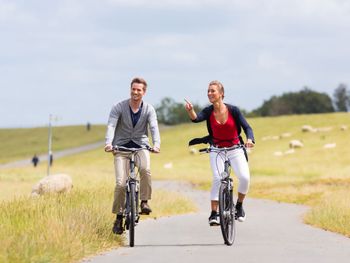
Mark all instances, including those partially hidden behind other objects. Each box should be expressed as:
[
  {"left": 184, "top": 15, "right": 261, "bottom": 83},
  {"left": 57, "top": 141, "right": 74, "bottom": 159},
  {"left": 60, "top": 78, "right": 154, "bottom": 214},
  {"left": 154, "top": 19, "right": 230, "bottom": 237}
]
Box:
[{"left": 210, "top": 110, "right": 239, "bottom": 147}]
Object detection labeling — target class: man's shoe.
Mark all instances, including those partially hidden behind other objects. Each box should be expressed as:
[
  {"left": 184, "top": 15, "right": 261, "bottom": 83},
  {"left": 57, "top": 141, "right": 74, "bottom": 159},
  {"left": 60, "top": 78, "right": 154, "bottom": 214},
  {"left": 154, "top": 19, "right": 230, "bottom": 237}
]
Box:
[
  {"left": 112, "top": 214, "right": 124, "bottom": 235},
  {"left": 140, "top": 201, "right": 152, "bottom": 215},
  {"left": 208, "top": 210, "right": 219, "bottom": 226},
  {"left": 235, "top": 202, "right": 246, "bottom": 222}
]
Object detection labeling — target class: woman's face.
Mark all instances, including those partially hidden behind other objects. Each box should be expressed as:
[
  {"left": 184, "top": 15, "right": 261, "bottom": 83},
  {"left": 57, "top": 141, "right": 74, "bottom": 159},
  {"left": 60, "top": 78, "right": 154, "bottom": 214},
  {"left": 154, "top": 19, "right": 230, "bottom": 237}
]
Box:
[{"left": 207, "top": 84, "right": 223, "bottom": 103}]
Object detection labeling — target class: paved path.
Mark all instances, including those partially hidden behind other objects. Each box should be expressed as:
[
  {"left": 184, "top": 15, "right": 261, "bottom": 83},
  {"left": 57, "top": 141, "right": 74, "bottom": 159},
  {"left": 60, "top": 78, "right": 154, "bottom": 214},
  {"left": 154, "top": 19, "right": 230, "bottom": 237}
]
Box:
[
  {"left": 0, "top": 141, "right": 104, "bottom": 169},
  {"left": 85, "top": 181, "right": 350, "bottom": 263}
]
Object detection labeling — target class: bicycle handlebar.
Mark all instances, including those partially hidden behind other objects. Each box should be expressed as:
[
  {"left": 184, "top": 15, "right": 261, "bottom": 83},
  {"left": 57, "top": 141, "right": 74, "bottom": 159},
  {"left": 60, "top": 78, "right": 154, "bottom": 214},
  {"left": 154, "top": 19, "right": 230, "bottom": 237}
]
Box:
[
  {"left": 107, "top": 145, "right": 155, "bottom": 153},
  {"left": 199, "top": 144, "right": 244, "bottom": 153}
]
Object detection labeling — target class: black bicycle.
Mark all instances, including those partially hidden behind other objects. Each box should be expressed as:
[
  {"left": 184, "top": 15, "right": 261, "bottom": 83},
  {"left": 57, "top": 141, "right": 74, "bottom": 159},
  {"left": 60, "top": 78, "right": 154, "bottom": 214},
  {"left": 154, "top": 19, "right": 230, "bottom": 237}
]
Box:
[
  {"left": 111, "top": 145, "right": 153, "bottom": 247},
  {"left": 199, "top": 145, "right": 244, "bottom": 246}
]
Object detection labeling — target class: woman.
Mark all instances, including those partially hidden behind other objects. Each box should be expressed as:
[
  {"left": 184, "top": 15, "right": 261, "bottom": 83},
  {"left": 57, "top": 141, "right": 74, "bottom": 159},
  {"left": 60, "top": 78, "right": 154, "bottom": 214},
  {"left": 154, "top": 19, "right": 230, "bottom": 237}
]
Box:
[{"left": 185, "top": 80, "right": 255, "bottom": 225}]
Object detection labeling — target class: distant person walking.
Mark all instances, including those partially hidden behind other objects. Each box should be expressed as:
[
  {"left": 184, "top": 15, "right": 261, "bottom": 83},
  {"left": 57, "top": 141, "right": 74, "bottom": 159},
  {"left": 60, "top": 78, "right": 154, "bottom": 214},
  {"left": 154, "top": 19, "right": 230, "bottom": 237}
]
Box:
[
  {"left": 104, "top": 77, "right": 161, "bottom": 235},
  {"left": 49, "top": 152, "right": 53, "bottom": 166},
  {"left": 86, "top": 122, "right": 91, "bottom": 131},
  {"left": 185, "top": 80, "right": 255, "bottom": 225},
  {"left": 31, "top": 154, "right": 39, "bottom": 167}
]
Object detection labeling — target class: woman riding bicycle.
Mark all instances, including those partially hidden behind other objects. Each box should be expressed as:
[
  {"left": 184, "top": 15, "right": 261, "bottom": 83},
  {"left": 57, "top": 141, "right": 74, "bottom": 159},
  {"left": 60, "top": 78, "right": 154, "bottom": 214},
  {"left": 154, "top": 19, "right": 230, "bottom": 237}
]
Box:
[{"left": 185, "top": 80, "right": 255, "bottom": 225}]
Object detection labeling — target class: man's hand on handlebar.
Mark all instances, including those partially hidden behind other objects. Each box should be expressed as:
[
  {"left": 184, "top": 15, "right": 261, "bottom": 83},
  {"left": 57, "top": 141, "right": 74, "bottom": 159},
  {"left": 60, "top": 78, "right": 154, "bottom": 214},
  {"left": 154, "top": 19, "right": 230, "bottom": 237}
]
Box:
[
  {"left": 104, "top": 144, "right": 113, "bottom": 152},
  {"left": 104, "top": 144, "right": 160, "bottom": 154},
  {"left": 152, "top": 146, "right": 160, "bottom": 153}
]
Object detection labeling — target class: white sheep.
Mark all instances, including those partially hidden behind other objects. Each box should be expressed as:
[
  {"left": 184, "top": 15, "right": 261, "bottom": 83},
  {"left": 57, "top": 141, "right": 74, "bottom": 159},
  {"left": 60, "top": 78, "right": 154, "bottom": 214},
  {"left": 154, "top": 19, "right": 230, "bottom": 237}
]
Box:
[
  {"left": 340, "top": 125, "right": 348, "bottom": 131},
  {"left": 31, "top": 173, "right": 73, "bottom": 196},
  {"left": 301, "top": 125, "right": 317, "bottom": 133},
  {"left": 317, "top": 127, "right": 333, "bottom": 132},
  {"left": 189, "top": 148, "right": 198, "bottom": 155},
  {"left": 284, "top": 149, "right": 295, "bottom": 155},
  {"left": 323, "top": 143, "right": 336, "bottom": 149},
  {"left": 289, "top": 140, "right": 304, "bottom": 149},
  {"left": 280, "top": 133, "right": 292, "bottom": 138},
  {"left": 163, "top": 162, "right": 173, "bottom": 169}
]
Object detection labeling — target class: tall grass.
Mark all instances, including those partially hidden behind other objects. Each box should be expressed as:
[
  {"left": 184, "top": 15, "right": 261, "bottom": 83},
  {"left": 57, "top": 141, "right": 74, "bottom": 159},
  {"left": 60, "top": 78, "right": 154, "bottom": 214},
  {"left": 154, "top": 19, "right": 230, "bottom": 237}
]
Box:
[
  {"left": 305, "top": 190, "right": 350, "bottom": 237},
  {"left": 0, "top": 186, "right": 118, "bottom": 263},
  {"left": 0, "top": 185, "right": 196, "bottom": 263},
  {"left": 0, "top": 142, "right": 197, "bottom": 262}
]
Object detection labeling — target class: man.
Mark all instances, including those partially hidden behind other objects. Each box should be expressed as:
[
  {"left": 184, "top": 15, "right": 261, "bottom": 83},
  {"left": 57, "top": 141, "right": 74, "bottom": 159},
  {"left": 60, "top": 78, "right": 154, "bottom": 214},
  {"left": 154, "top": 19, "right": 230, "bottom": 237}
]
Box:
[
  {"left": 31, "top": 154, "right": 39, "bottom": 167},
  {"left": 105, "top": 77, "right": 161, "bottom": 235}
]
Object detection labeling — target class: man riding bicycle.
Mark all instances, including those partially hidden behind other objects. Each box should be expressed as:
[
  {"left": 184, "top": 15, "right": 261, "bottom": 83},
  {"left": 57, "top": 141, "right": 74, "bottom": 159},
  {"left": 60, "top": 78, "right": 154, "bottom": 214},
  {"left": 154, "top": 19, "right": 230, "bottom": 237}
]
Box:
[
  {"left": 105, "top": 77, "right": 161, "bottom": 235},
  {"left": 185, "top": 80, "right": 254, "bottom": 225}
]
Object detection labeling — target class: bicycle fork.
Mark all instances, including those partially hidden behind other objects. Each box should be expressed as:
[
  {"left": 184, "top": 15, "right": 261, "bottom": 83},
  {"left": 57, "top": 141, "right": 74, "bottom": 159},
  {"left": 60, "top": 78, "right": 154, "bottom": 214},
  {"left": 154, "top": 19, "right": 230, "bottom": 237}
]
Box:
[
  {"left": 125, "top": 157, "right": 140, "bottom": 228},
  {"left": 221, "top": 160, "right": 234, "bottom": 215}
]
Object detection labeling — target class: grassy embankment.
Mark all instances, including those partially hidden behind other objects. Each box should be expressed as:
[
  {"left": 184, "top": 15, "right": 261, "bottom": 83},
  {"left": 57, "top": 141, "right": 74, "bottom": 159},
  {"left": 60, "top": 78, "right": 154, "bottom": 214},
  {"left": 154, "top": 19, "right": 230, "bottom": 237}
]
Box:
[
  {"left": 1, "top": 113, "right": 349, "bottom": 262},
  {"left": 0, "top": 125, "right": 196, "bottom": 263},
  {"left": 0, "top": 125, "right": 106, "bottom": 164}
]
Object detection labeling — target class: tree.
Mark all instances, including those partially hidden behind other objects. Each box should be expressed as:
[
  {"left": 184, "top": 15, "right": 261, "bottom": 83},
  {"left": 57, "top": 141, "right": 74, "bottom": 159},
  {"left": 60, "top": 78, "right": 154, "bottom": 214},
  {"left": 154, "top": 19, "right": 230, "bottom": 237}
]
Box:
[
  {"left": 333, "top": 83, "right": 349, "bottom": 112},
  {"left": 155, "top": 97, "right": 202, "bottom": 125},
  {"left": 252, "top": 87, "right": 334, "bottom": 116}
]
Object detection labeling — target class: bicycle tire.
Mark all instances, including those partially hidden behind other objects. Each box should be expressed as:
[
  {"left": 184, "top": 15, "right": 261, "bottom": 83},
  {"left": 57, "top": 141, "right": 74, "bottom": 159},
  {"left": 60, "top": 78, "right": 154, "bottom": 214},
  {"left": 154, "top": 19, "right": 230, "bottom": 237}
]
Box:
[
  {"left": 129, "top": 183, "right": 136, "bottom": 247},
  {"left": 219, "top": 182, "right": 236, "bottom": 245}
]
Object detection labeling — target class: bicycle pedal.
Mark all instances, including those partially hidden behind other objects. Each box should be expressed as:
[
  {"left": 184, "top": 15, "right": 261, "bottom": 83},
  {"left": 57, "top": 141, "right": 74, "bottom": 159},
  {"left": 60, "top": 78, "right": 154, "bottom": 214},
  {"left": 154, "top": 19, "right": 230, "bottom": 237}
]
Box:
[{"left": 139, "top": 211, "right": 150, "bottom": 215}]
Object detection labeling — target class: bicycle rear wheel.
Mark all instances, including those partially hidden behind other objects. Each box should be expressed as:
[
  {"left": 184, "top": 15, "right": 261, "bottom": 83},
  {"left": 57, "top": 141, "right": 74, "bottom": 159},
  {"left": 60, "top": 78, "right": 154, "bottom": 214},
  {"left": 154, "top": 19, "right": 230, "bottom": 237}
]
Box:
[
  {"left": 219, "top": 182, "right": 236, "bottom": 245},
  {"left": 128, "top": 183, "right": 136, "bottom": 247}
]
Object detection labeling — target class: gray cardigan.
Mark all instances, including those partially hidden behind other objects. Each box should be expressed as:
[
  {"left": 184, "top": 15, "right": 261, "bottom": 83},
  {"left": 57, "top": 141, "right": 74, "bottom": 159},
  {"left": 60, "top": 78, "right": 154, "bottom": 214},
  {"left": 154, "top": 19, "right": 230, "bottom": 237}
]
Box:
[{"left": 105, "top": 99, "right": 161, "bottom": 148}]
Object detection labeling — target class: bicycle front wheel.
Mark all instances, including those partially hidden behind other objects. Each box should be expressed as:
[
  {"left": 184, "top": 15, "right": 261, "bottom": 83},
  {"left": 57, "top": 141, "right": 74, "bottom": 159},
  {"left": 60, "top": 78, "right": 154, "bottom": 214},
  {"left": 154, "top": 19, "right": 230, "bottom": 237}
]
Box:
[
  {"left": 219, "top": 182, "right": 236, "bottom": 245},
  {"left": 128, "top": 183, "right": 136, "bottom": 247}
]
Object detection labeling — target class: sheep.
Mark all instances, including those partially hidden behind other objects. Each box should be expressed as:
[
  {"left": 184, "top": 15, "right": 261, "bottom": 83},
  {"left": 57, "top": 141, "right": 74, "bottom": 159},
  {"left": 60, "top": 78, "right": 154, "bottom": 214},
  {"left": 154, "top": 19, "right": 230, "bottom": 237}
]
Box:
[
  {"left": 301, "top": 125, "right": 317, "bottom": 133},
  {"left": 163, "top": 162, "right": 173, "bottom": 169},
  {"left": 31, "top": 173, "right": 73, "bottom": 196},
  {"left": 274, "top": 151, "right": 283, "bottom": 157},
  {"left": 262, "top": 135, "right": 280, "bottom": 141},
  {"left": 340, "top": 125, "right": 348, "bottom": 131},
  {"left": 323, "top": 143, "right": 336, "bottom": 149},
  {"left": 280, "top": 133, "right": 292, "bottom": 138},
  {"left": 284, "top": 149, "right": 295, "bottom": 155},
  {"left": 317, "top": 127, "right": 333, "bottom": 132},
  {"left": 189, "top": 148, "right": 198, "bottom": 155},
  {"left": 289, "top": 139, "right": 304, "bottom": 149}
]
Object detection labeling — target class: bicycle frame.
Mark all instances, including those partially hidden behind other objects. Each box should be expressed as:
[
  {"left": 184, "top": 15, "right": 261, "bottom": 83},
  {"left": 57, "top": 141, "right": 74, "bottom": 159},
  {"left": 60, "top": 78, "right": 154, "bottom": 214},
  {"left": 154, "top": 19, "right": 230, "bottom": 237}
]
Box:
[
  {"left": 111, "top": 145, "right": 153, "bottom": 247},
  {"left": 124, "top": 151, "right": 140, "bottom": 226},
  {"left": 200, "top": 144, "right": 243, "bottom": 245}
]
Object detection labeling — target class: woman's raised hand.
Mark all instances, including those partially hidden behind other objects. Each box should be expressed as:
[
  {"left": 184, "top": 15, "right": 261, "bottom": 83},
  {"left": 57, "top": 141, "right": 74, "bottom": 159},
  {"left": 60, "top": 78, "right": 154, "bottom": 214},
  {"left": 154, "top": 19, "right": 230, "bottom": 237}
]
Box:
[{"left": 184, "top": 98, "right": 193, "bottom": 111}]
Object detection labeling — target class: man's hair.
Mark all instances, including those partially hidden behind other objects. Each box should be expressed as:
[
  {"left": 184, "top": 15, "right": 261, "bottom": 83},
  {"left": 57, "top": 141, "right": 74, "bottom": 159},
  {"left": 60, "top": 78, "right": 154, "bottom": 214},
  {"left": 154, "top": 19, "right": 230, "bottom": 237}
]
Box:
[
  {"left": 209, "top": 80, "right": 225, "bottom": 99},
  {"left": 131, "top": 77, "right": 147, "bottom": 91}
]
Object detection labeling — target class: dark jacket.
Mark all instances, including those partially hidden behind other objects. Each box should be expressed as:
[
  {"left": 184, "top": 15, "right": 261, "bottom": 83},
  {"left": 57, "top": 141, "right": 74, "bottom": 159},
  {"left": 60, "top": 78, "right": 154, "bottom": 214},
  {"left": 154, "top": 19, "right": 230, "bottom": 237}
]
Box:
[{"left": 189, "top": 104, "right": 255, "bottom": 146}]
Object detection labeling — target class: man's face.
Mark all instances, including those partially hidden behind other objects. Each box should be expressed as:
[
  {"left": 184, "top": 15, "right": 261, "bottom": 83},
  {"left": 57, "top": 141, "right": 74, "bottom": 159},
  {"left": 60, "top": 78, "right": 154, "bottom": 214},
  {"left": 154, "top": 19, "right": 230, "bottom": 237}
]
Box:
[{"left": 130, "top": 83, "right": 145, "bottom": 102}]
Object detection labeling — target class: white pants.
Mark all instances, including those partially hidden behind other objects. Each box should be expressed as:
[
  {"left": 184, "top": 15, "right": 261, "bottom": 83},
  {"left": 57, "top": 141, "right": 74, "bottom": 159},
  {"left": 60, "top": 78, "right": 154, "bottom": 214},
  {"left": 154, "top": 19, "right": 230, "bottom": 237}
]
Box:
[{"left": 209, "top": 148, "right": 250, "bottom": 200}]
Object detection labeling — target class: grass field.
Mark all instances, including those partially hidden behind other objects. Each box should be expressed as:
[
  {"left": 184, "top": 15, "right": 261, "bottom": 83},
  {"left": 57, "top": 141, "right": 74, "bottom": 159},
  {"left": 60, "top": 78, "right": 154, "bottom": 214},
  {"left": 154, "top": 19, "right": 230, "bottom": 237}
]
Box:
[
  {"left": 149, "top": 112, "right": 350, "bottom": 237},
  {"left": 0, "top": 125, "right": 106, "bottom": 164},
  {"left": 0, "top": 148, "right": 197, "bottom": 263},
  {"left": 0, "top": 112, "right": 349, "bottom": 262}
]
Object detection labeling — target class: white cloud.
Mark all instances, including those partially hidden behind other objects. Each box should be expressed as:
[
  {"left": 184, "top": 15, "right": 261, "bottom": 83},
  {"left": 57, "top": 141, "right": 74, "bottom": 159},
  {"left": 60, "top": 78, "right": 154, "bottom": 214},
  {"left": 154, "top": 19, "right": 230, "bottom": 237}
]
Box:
[{"left": 1, "top": 0, "right": 350, "bottom": 126}]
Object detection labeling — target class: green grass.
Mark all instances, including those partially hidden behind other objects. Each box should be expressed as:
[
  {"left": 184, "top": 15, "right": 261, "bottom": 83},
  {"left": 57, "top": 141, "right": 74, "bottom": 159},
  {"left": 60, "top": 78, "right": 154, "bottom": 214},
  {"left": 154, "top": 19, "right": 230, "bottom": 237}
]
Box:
[
  {"left": 0, "top": 146, "right": 197, "bottom": 263},
  {"left": 0, "top": 112, "right": 349, "bottom": 262},
  {"left": 0, "top": 125, "right": 106, "bottom": 164},
  {"left": 149, "top": 112, "right": 350, "bottom": 237},
  {"left": 0, "top": 186, "right": 196, "bottom": 263}
]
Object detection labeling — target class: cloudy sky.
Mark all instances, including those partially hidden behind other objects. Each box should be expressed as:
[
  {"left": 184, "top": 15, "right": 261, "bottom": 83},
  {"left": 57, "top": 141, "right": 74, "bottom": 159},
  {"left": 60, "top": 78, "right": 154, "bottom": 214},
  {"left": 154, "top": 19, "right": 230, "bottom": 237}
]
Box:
[{"left": 1, "top": 0, "right": 349, "bottom": 127}]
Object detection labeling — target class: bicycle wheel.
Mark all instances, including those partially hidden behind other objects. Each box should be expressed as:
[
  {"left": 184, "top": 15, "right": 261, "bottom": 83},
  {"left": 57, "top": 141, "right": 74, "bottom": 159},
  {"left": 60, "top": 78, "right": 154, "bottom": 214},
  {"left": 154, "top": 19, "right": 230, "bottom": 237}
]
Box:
[
  {"left": 219, "top": 181, "right": 236, "bottom": 245},
  {"left": 128, "top": 183, "right": 136, "bottom": 247}
]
